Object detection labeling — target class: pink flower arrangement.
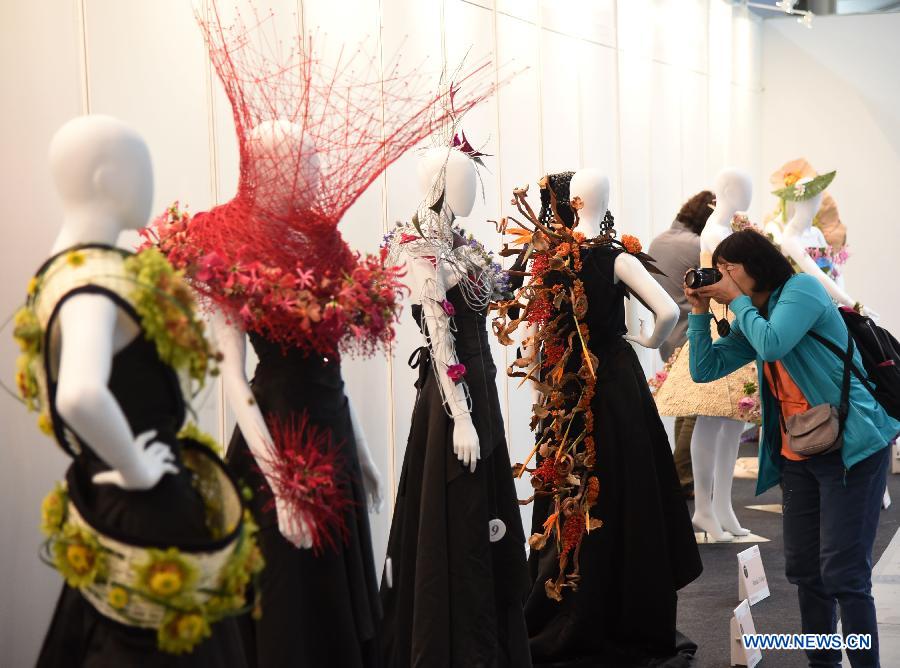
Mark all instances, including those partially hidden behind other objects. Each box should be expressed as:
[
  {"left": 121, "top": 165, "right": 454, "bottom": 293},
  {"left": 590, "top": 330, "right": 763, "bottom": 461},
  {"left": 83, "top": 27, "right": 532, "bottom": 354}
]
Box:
[
  {"left": 441, "top": 299, "right": 456, "bottom": 316},
  {"left": 647, "top": 369, "right": 669, "bottom": 394},
  {"left": 142, "top": 204, "right": 409, "bottom": 359},
  {"left": 737, "top": 396, "right": 756, "bottom": 411},
  {"left": 447, "top": 363, "right": 467, "bottom": 383}
]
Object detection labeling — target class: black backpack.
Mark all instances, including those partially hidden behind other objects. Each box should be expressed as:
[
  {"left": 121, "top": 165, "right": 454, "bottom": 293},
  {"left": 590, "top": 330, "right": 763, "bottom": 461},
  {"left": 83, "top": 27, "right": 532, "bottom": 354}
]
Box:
[{"left": 808, "top": 306, "right": 900, "bottom": 420}]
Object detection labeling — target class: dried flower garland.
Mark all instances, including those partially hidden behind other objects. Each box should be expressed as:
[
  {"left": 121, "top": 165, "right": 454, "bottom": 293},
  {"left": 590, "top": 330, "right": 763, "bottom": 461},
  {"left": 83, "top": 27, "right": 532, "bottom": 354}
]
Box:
[{"left": 490, "top": 179, "right": 657, "bottom": 600}]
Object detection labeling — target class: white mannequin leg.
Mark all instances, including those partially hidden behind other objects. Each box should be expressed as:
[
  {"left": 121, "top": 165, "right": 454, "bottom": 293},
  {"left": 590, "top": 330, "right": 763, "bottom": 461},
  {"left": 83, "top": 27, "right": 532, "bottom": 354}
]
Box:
[
  {"left": 690, "top": 416, "right": 734, "bottom": 542},
  {"left": 712, "top": 418, "right": 750, "bottom": 536}
]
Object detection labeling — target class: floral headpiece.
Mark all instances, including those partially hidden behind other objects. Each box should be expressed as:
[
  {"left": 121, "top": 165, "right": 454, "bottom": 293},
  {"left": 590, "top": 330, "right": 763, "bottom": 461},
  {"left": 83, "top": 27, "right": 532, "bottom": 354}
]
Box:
[
  {"left": 451, "top": 130, "right": 490, "bottom": 168},
  {"left": 772, "top": 170, "right": 836, "bottom": 202}
]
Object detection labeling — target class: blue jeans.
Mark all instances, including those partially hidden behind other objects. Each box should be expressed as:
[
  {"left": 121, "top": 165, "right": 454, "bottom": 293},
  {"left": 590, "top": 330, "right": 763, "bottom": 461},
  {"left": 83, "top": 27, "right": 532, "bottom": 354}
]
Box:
[{"left": 782, "top": 445, "right": 889, "bottom": 667}]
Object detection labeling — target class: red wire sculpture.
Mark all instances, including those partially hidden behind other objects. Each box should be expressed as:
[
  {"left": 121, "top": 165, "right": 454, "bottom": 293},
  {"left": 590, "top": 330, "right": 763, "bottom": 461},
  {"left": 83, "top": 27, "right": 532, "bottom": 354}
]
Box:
[
  {"left": 145, "top": 2, "right": 499, "bottom": 359},
  {"left": 142, "top": 2, "right": 502, "bottom": 550}
]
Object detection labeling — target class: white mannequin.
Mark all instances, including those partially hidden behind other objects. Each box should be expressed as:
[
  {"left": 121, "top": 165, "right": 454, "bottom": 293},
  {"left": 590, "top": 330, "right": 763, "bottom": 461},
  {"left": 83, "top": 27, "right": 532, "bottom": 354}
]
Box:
[
  {"left": 691, "top": 167, "right": 754, "bottom": 542},
  {"left": 49, "top": 115, "right": 179, "bottom": 491},
  {"left": 569, "top": 169, "right": 679, "bottom": 349},
  {"left": 520, "top": 170, "right": 679, "bottom": 411},
  {"left": 408, "top": 147, "right": 481, "bottom": 472},
  {"left": 780, "top": 180, "right": 877, "bottom": 319},
  {"left": 212, "top": 120, "right": 383, "bottom": 549}
]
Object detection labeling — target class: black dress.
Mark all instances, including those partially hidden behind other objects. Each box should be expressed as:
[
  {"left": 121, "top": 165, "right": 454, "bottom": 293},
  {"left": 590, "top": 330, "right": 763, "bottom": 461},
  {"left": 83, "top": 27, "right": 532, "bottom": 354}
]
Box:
[
  {"left": 227, "top": 333, "right": 382, "bottom": 668},
  {"left": 380, "top": 286, "right": 532, "bottom": 668},
  {"left": 37, "top": 279, "right": 245, "bottom": 667},
  {"left": 525, "top": 245, "right": 703, "bottom": 668}
]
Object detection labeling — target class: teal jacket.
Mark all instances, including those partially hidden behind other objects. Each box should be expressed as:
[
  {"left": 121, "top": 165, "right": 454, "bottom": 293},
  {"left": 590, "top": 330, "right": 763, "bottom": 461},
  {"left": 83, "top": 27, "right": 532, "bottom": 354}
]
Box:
[{"left": 687, "top": 272, "right": 900, "bottom": 495}]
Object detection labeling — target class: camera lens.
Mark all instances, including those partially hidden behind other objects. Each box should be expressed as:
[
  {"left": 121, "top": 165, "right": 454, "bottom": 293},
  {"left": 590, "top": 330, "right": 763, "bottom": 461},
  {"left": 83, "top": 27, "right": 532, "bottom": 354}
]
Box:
[
  {"left": 685, "top": 269, "right": 701, "bottom": 289},
  {"left": 684, "top": 268, "right": 722, "bottom": 288}
]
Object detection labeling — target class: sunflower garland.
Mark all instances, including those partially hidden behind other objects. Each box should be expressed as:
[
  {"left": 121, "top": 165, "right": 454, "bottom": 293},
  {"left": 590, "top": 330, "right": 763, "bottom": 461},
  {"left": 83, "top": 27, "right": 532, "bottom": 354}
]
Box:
[
  {"left": 15, "top": 246, "right": 263, "bottom": 654},
  {"left": 12, "top": 246, "right": 221, "bottom": 441},
  {"left": 38, "top": 483, "right": 265, "bottom": 655},
  {"left": 491, "top": 178, "right": 657, "bottom": 601}
]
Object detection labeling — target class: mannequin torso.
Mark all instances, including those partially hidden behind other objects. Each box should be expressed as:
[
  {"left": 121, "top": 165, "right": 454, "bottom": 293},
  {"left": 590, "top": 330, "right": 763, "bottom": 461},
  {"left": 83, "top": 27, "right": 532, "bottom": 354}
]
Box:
[
  {"left": 48, "top": 115, "right": 178, "bottom": 491},
  {"left": 570, "top": 168, "right": 679, "bottom": 349}
]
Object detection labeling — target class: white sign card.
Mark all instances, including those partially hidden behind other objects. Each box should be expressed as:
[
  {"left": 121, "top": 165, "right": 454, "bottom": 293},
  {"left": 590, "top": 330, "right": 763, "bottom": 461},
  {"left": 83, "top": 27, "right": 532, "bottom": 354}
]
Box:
[
  {"left": 738, "top": 545, "right": 770, "bottom": 605},
  {"left": 730, "top": 599, "right": 762, "bottom": 668}
]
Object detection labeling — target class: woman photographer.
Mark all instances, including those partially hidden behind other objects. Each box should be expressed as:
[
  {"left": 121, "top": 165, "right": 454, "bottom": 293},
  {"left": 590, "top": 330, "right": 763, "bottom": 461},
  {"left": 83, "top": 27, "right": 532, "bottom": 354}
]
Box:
[{"left": 684, "top": 229, "right": 899, "bottom": 668}]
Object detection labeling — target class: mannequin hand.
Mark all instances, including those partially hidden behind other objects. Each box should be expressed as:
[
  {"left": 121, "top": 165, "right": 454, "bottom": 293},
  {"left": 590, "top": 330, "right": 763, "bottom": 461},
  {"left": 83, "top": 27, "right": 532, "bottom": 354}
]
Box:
[
  {"left": 452, "top": 414, "right": 480, "bottom": 472},
  {"left": 91, "top": 430, "right": 179, "bottom": 490},
  {"left": 624, "top": 318, "right": 654, "bottom": 348},
  {"left": 358, "top": 449, "right": 384, "bottom": 513},
  {"left": 274, "top": 494, "right": 315, "bottom": 549}
]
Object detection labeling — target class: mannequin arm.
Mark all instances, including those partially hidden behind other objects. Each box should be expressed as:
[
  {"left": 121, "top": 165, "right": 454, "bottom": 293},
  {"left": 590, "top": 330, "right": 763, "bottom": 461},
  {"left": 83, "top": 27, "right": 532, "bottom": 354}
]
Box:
[
  {"left": 347, "top": 398, "right": 383, "bottom": 512},
  {"left": 56, "top": 294, "right": 177, "bottom": 489},
  {"left": 409, "top": 256, "right": 480, "bottom": 472},
  {"left": 211, "top": 307, "right": 313, "bottom": 548},
  {"left": 614, "top": 253, "right": 679, "bottom": 349},
  {"left": 764, "top": 221, "right": 783, "bottom": 246},
  {"left": 781, "top": 235, "right": 877, "bottom": 318}
]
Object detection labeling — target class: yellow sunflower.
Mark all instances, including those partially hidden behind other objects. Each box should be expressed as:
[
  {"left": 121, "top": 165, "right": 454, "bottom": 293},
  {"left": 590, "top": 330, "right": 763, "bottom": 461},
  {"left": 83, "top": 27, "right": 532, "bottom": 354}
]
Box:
[
  {"left": 158, "top": 609, "right": 211, "bottom": 654},
  {"left": 52, "top": 525, "right": 106, "bottom": 588},
  {"left": 137, "top": 547, "right": 198, "bottom": 600},
  {"left": 40, "top": 483, "right": 67, "bottom": 537}
]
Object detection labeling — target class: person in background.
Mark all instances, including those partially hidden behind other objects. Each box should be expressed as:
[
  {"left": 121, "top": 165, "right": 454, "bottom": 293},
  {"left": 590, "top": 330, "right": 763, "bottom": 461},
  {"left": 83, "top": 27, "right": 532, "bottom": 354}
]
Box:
[
  {"left": 648, "top": 190, "right": 715, "bottom": 498},
  {"left": 686, "top": 230, "right": 899, "bottom": 668}
]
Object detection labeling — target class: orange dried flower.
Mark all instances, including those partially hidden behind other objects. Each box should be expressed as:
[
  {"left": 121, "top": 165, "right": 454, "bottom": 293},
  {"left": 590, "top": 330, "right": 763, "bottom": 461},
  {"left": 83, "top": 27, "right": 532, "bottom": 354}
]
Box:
[{"left": 622, "top": 234, "right": 642, "bottom": 254}]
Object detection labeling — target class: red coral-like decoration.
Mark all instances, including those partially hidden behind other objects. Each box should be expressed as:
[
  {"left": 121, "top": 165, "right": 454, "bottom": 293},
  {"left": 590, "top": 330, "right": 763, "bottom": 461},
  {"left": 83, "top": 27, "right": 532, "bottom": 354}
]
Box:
[
  {"left": 561, "top": 511, "right": 586, "bottom": 558},
  {"left": 259, "top": 414, "right": 352, "bottom": 555}
]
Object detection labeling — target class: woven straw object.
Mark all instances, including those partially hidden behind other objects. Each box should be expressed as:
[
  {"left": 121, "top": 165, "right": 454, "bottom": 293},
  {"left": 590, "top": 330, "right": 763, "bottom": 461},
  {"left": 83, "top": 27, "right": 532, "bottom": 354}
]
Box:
[
  {"left": 654, "top": 304, "right": 758, "bottom": 419},
  {"left": 68, "top": 446, "right": 243, "bottom": 628}
]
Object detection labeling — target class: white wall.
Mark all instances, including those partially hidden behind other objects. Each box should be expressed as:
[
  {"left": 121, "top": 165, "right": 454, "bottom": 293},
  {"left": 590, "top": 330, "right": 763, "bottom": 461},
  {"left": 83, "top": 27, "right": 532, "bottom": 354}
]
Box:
[
  {"left": 0, "top": 1, "right": 761, "bottom": 664},
  {"left": 761, "top": 12, "right": 900, "bottom": 334}
]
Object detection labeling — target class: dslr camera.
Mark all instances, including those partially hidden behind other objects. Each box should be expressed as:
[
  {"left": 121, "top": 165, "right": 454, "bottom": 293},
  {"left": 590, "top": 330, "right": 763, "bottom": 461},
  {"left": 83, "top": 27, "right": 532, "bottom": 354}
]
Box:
[{"left": 684, "top": 267, "right": 722, "bottom": 289}]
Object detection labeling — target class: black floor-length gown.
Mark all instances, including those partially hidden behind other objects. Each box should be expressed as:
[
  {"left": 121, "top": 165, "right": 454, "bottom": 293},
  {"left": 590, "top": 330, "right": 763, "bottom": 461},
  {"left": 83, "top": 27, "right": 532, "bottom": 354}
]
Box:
[
  {"left": 525, "top": 245, "right": 703, "bottom": 668},
  {"left": 36, "top": 249, "right": 246, "bottom": 667},
  {"left": 227, "top": 333, "right": 382, "bottom": 668},
  {"left": 380, "top": 285, "right": 532, "bottom": 668}
]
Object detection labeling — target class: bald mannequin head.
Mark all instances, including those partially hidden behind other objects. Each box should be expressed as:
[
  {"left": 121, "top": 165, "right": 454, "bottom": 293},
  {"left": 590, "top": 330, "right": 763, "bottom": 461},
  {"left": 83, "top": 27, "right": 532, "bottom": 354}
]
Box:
[{"left": 49, "top": 115, "right": 154, "bottom": 231}]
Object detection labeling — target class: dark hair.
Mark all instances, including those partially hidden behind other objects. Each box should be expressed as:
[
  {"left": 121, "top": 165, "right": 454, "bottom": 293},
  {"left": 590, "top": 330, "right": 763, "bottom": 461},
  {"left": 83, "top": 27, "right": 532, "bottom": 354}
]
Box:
[
  {"left": 676, "top": 190, "right": 716, "bottom": 235},
  {"left": 539, "top": 171, "right": 575, "bottom": 229},
  {"left": 712, "top": 230, "right": 795, "bottom": 293}
]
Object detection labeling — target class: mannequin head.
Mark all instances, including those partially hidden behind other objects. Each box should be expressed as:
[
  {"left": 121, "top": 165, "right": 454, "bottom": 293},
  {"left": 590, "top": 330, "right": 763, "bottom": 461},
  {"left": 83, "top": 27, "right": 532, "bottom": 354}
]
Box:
[
  {"left": 569, "top": 169, "right": 610, "bottom": 230},
  {"left": 49, "top": 115, "right": 153, "bottom": 232},
  {"left": 712, "top": 167, "right": 752, "bottom": 218},
  {"left": 786, "top": 176, "right": 824, "bottom": 232},
  {"left": 247, "top": 119, "right": 320, "bottom": 217},
  {"left": 417, "top": 147, "right": 477, "bottom": 218}
]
